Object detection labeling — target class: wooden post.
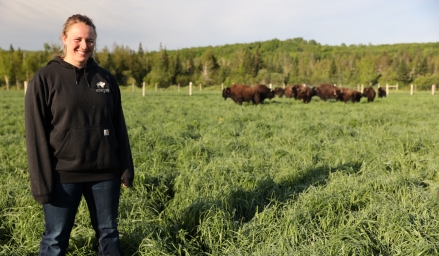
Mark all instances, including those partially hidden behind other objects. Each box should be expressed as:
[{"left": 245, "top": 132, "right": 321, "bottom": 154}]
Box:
[
  {"left": 386, "top": 83, "right": 389, "bottom": 96},
  {"left": 221, "top": 83, "right": 224, "bottom": 91},
  {"left": 396, "top": 83, "right": 399, "bottom": 91},
  {"left": 432, "top": 84, "right": 436, "bottom": 95},
  {"left": 142, "top": 82, "right": 145, "bottom": 97},
  {"left": 199, "top": 83, "right": 202, "bottom": 91},
  {"left": 131, "top": 83, "right": 134, "bottom": 92},
  {"left": 24, "top": 81, "right": 28, "bottom": 95},
  {"left": 269, "top": 83, "right": 272, "bottom": 89},
  {"left": 410, "top": 84, "right": 413, "bottom": 95},
  {"left": 283, "top": 83, "right": 285, "bottom": 89},
  {"left": 361, "top": 84, "right": 364, "bottom": 92},
  {"left": 189, "top": 82, "right": 193, "bottom": 96},
  {"left": 4, "top": 76, "right": 9, "bottom": 91}
]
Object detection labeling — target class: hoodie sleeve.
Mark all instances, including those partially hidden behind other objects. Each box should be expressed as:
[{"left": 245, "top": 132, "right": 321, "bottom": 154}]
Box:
[
  {"left": 112, "top": 78, "right": 134, "bottom": 187},
  {"left": 25, "top": 73, "right": 54, "bottom": 204}
]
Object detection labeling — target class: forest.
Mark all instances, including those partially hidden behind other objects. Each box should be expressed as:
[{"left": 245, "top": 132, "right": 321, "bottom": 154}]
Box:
[{"left": 0, "top": 37, "right": 438, "bottom": 90}]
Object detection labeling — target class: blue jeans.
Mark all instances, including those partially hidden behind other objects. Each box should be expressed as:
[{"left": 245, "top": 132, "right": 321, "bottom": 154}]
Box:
[{"left": 39, "top": 178, "right": 123, "bottom": 256}]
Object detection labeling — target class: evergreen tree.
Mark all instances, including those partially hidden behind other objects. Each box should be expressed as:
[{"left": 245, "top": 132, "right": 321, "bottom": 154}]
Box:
[
  {"left": 252, "top": 48, "right": 263, "bottom": 77},
  {"left": 396, "top": 59, "right": 411, "bottom": 84},
  {"left": 417, "top": 56, "right": 428, "bottom": 76},
  {"left": 169, "top": 52, "right": 182, "bottom": 85},
  {"left": 329, "top": 59, "right": 337, "bottom": 81},
  {"left": 138, "top": 43, "right": 144, "bottom": 56}
]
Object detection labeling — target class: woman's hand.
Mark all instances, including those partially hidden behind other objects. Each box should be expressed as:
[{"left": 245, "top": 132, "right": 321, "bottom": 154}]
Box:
[{"left": 121, "top": 179, "right": 129, "bottom": 188}]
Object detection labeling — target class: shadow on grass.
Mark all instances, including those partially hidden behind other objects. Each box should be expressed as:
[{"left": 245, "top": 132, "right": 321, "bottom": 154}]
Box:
[
  {"left": 227, "top": 161, "right": 363, "bottom": 223},
  {"left": 175, "top": 161, "right": 362, "bottom": 253}
]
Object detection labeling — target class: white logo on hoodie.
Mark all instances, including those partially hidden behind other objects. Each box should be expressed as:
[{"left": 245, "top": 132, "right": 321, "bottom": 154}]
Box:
[
  {"left": 96, "top": 81, "right": 110, "bottom": 93},
  {"left": 97, "top": 81, "right": 105, "bottom": 88}
]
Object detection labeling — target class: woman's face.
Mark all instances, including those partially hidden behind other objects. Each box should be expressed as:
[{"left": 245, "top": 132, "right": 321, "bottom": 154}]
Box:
[{"left": 62, "top": 22, "right": 96, "bottom": 68}]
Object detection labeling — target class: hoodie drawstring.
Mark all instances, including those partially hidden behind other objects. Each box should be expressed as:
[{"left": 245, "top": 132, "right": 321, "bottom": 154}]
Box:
[
  {"left": 84, "top": 68, "right": 90, "bottom": 88},
  {"left": 75, "top": 68, "right": 78, "bottom": 85},
  {"left": 75, "top": 67, "right": 91, "bottom": 88}
]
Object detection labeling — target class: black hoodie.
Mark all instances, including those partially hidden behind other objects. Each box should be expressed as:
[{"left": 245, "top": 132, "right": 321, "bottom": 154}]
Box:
[{"left": 25, "top": 56, "right": 134, "bottom": 204}]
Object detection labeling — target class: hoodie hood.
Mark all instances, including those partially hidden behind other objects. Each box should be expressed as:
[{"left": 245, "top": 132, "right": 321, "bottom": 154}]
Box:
[{"left": 48, "top": 56, "right": 99, "bottom": 87}]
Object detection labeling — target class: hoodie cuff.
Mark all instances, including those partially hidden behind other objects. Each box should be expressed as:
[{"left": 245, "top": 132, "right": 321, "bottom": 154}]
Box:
[{"left": 33, "top": 194, "right": 52, "bottom": 205}]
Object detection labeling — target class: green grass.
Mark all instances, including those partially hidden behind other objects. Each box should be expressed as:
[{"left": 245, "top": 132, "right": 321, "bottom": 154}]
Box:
[{"left": 1, "top": 88, "right": 439, "bottom": 255}]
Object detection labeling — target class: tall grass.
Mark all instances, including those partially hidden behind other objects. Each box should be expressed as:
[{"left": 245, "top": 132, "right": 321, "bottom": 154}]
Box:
[{"left": 1, "top": 89, "right": 439, "bottom": 255}]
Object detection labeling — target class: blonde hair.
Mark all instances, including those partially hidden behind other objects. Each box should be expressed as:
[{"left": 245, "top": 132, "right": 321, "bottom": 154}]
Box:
[{"left": 60, "top": 14, "right": 97, "bottom": 57}]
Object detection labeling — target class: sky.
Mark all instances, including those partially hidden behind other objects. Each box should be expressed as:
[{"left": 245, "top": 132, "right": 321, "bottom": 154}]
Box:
[{"left": 0, "top": 0, "right": 438, "bottom": 52}]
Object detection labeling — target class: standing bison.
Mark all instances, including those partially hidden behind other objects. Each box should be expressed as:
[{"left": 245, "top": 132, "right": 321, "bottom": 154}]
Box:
[
  {"left": 282, "top": 84, "right": 301, "bottom": 99},
  {"left": 283, "top": 85, "right": 295, "bottom": 98},
  {"left": 315, "top": 84, "right": 338, "bottom": 101},
  {"left": 254, "top": 84, "right": 275, "bottom": 103},
  {"left": 335, "top": 88, "right": 363, "bottom": 103},
  {"left": 222, "top": 84, "right": 274, "bottom": 105},
  {"left": 377, "top": 87, "right": 387, "bottom": 98},
  {"left": 362, "top": 86, "right": 376, "bottom": 102},
  {"left": 273, "top": 87, "right": 285, "bottom": 98},
  {"left": 296, "top": 85, "right": 316, "bottom": 103}
]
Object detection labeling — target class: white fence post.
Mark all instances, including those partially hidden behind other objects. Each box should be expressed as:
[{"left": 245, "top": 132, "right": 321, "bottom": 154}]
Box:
[
  {"left": 142, "top": 82, "right": 145, "bottom": 96},
  {"left": 432, "top": 84, "right": 436, "bottom": 95},
  {"left": 410, "top": 84, "right": 413, "bottom": 95},
  {"left": 189, "top": 82, "right": 193, "bottom": 96},
  {"left": 386, "top": 84, "right": 389, "bottom": 96},
  {"left": 24, "top": 81, "right": 28, "bottom": 95}
]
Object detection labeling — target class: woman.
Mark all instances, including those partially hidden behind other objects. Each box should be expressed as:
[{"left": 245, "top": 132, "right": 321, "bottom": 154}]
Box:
[{"left": 25, "top": 14, "right": 134, "bottom": 255}]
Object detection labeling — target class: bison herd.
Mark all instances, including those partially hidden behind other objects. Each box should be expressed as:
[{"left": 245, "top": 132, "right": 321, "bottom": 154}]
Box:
[{"left": 222, "top": 83, "right": 387, "bottom": 105}]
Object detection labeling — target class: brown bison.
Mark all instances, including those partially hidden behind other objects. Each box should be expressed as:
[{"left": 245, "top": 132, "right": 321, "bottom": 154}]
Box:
[
  {"left": 273, "top": 87, "right": 285, "bottom": 98},
  {"left": 283, "top": 86, "right": 295, "bottom": 98},
  {"left": 283, "top": 84, "right": 301, "bottom": 99},
  {"left": 222, "top": 84, "right": 274, "bottom": 105},
  {"left": 296, "top": 85, "right": 317, "bottom": 103},
  {"left": 315, "top": 84, "right": 338, "bottom": 101},
  {"left": 253, "top": 84, "right": 275, "bottom": 103},
  {"left": 377, "top": 87, "right": 386, "bottom": 98},
  {"left": 335, "top": 88, "right": 362, "bottom": 103},
  {"left": 362, "top": 86, "right": 376, "bottom": 102}
]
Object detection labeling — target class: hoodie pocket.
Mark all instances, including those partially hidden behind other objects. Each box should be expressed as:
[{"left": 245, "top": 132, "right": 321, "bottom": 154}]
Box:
[{"left": 52, "top": 126, "right": 119, "bottom": 171}]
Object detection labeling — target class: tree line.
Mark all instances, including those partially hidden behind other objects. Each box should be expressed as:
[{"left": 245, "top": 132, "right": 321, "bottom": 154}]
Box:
[{"left": 1, "top": 38, "right": 438, "bottom": 90}]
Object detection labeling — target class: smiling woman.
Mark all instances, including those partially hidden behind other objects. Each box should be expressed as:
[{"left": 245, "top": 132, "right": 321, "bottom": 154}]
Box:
[
  {"left": 24, "top": 14, "right": 134, "bottom": 255},
  {"left": 61, "top": 17, "right": 96, "bottom": 68}
]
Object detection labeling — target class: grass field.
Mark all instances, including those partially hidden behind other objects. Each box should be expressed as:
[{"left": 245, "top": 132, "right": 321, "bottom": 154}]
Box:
[{"left": 1, "top": 87, "right": 439, "bottom": 255}]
